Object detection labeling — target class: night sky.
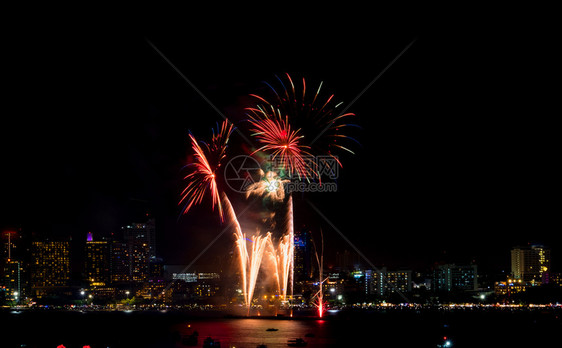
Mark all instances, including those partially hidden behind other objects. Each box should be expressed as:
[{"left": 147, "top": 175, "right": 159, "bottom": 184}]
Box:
[{"left": 2, "top": 13, "right": 559, "bottom": 275}]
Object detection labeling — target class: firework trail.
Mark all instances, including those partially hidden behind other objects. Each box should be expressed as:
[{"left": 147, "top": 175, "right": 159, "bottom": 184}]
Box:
[
  {"left": 246, "top": 232, "right": 273, "bottom": 313},
  {"left": 179, "top": 121, "right": 234, "bottom": 222},
  {"left": 225, "top": 188, "right": 278, "bottom": 313},
  {"left": 277, "top": 227, "right": 293, "bottom": 301},
  {"left": 311, "top": 229, "right": 327, "bottom": 318},
  {"left": 179, "top": 121, "right": 265, "bottom": 311}
]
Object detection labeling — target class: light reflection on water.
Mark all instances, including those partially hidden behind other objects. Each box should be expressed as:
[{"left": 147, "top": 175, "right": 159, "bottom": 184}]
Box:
[
  {"left": 4, "top": 309, "right": 560, "bottom": 347},
  {"left": 174, "top": 319, "right": 330, "bottom": 348}
]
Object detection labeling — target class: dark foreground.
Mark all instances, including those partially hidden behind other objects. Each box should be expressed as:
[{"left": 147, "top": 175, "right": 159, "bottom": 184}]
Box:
[{"left": 2, "top": 308, "right": 560, "bottom": 347}]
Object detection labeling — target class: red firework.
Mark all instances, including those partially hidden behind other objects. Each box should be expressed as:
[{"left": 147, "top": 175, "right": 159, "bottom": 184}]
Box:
[
  {"left": 246, "top": 73, "right": 357, "bottom": 179},
  {"left": 179, "top": 120, "right": 234, "bottom": 222},
  {"left": 248, "top": 112, "right": 314, "bottom": 180}
]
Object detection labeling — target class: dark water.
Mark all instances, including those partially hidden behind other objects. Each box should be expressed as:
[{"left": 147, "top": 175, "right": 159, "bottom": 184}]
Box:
[{"left": 2, "top": 309, "right": 560, "bottom": 347}]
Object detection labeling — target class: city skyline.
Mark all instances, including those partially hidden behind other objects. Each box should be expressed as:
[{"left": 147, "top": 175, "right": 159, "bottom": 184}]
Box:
[
  {"left": 3, "top": 220, "right": 561, "bottom": 309},
  {"left": 4, "top": 217, "right": 558, "bottom": 274},
  {"left": 2, "top": 223, "right": 559, "bottom": 288}
]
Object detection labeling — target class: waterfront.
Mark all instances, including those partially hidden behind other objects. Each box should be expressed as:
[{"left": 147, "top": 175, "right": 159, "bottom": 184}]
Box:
[{"left": 2, "top": 308, "right": 561, "bottom": 347}]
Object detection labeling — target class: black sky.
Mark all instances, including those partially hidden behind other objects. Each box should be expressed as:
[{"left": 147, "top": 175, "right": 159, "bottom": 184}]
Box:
[{"left": 1, "top": 12, "right": 560, "bottom": 274}]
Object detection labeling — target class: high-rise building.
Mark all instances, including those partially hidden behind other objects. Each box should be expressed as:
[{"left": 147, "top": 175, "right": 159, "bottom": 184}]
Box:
[
  {"left": 129, "top": 239, "right": 150, "bottom": 283},
  {"left": 365, "top": 268, "right": 412, "bottom": 297},
  {"left": 432, "top": 264, "right": 478, "bottom": 292},
  {"left": 294, "top": 227, "right": 312, "bottom": 281},
  {"left": 31, "top": 240, "right": 70, "bottom": 296},
  {"left": 511, "top": 245, "right": 551, "bottom": 284},
  {"left": 121, "top": 219, "right": 154, "bottom": 283},
  {"left": 122, "top": 218, "right": 156, "bottom": 259},
  {"left": 110, "top": 241, "right": 130, "bottom": 283},
  {"left": 85, "top": 232, "right": 110, "bottom": 287},
  {"left": 2, "top": 230, "right": 25, "bottom": 300},
  {"left": 2, "top": 259, "right": 22, "bottom": 301},
  {"left": 386, "top": 270, "right": 413, "bottom": 294}
]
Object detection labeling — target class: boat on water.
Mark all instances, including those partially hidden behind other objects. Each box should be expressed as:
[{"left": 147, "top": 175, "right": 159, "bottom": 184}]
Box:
[
  {"left": 203, "top": 336, "right": 221, "bottom": 347},
  {"left": 266, "top": 328, "right": 278, "bottom": 331},
  {"left": 287, "top": 338, "right": 307, "bottom": 347}
]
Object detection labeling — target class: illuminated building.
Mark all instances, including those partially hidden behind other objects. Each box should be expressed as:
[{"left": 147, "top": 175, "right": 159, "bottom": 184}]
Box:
[
  {"left": 138, "top": 279, "right": 166, "bottom": 300},
  {"left": 548, "top": 273, "right": 562, "bottom": 287},
  {"left": 171, "top": 272, "right": 198, "bottom": 283},
  {"left": 129, "top": 240, "right": 149, "bottom": 283},
  {"left": 195, "top": 272, "right": 221, "bottom": 297},
  {"left": 2, "top": 259, "right": 22, "bottom": 301},
  {"left": 149, "top": 257, "right": 164, "bottom": 281},
  {"left": 195, "top": 283, "right": 220, "bottom": 297},
  {"left": 84, "top": 232, "right": 110, "bottom": 287},
  {"left": 110, "top": 220, "right": 154, "bottom": 284},
  {"left": 511, "top": 245, "right": 551, "bottom": 284},
  {"left": 31, "top": 239, "right": 70, "bottom": 296},
  {"left": 432, "top": 264, "right": 478, "bottom": 292},
  {"left": 121, "top": 219, "right": 155, "bottom": 283},
  {"left": 494, "top": 277, "right": 528, "bottom": 296},
  {"left": 122, "top": 218, "right": 156, "bottom": 259},
  {"left": 386, "top": 270, "right": 413, "bottom": 294},
  {"left": 198, "top": 272, "right": 220, "bottom": 280},
  {"left": 2, "top": 230, "right": 25, "bottom": 300},
  {"left": 162, "top": 268, "right": 221, "bottom": 301},
  {"left": 294, "top": 227, "right": 312, "bottom": 281},
  {"left": 110, "top": 241, "right": 130, "bottom": 283},
  {"left": 365, "top": 268, "right": 412, "bottom": 296}
]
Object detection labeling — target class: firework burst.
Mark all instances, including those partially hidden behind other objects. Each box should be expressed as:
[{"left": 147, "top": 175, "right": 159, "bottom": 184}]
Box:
[
  {"left": 246, "top": 73, "right": 358, "bottom": 180},
  {"left": 245, "top": 170, "right": 289, "bottom": 202},
  {"left": 248, "top": 111, "right": 315, "bottom": 180},
  {"left": 179, "top": 120, "right": 234, "bottom": 222}
]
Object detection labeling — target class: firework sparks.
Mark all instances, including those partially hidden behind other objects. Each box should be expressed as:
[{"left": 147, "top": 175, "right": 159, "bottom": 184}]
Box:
[
  {"left": 248, "top": 114, "right": 315, "bottom": 180},
  {"left": 245, "top": 170, "right": 289, "bottom": 202},
  {"left": 247, "top": 73, "right": 358, "bottom": 179},
  {"left": 179, "top": 121, "right": 234, "bottom": 222}
]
